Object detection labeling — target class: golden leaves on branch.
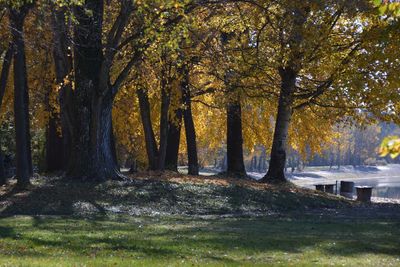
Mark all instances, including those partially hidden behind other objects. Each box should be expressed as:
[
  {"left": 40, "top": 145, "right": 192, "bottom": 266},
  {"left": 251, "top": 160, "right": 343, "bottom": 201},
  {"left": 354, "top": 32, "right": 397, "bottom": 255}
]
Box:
[{"left": 379, "top": 136, "right": 400, "bottom": 159}]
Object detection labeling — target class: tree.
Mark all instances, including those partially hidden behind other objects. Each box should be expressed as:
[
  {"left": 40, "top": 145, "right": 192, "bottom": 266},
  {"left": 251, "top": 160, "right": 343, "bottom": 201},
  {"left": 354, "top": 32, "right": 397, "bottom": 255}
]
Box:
[
  {"left": 225, "top": 77, "right": 246, "bottom": 177},
  {"left": 63, "top": 0, "right": 139, "bottom": 180},
  {"left": 181, "top": 62, "right": 199, "bottom": 175},
  {"left": 221, "top": 32, "right": 246, "bottom": 177},
  {"left": 47, "top": 4, "right": 72, "bottom": 172},
  {"left": 0, "top": 43, "right": 12, "bottom": 186},
  {"left": 165, "top": 96, "right": 183, "bottom": 172},
  {"left": 136, "top": 86, "right": 159, "bottom": 170},
  {"left": 230, "top": 0, "right": 391, "bottom": 183},
  {"left": 9, "top": 2, "right": 34, "bottom": 187}
]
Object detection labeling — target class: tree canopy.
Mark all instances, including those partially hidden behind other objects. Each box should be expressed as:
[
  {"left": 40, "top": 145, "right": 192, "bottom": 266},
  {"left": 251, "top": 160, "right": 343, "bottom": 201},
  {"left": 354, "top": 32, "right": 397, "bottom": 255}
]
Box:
[{"left": 0, "top": 0, "right": 398, "bottom": 186}]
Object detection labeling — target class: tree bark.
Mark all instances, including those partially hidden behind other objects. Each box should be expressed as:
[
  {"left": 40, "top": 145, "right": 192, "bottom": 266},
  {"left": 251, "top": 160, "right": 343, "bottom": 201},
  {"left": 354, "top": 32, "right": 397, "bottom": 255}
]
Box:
[
  {"left": 137, "top": 88, "right": 159, "bottom": 170},
  {"left": 128, "top": 157, "right": 137, "bottom": 173},
  {"left": 261, "top": 68, "right": 296, "bottom": 183},
  {"left": 0, "top": 44, "right": 13, "bottom": 108},
  {"left": 220, "top": 33, "right": 245, "bottom": 177},
  {"left": 50, "top": 6, "right": 73, "bottom": 171},
  {"left": 165, "top": 106, "right": 182, "bottom": 171},
  {"left": 181, "top": 67, "right": 199, "bottom": 175},
  {"left": 10, "top": 7, "right": 33, "bottom": 188},
  {"left": 0, "top": 151, "right": 5, "bottom": 185},
  {"left": 0, "top": 44, "right": 13, "bottom": 185},
  {"left": 45, "top": 116, "right": 64, "bottom": 172},
  {"left": 157, "top": 75, "right": 171, "bottom": 171},
  {"left": 221, "top": 153, "right": 227, "bottom": 171},
  {"left": 66, "top": 0, "right": 121, "bottom": 180},
  {"left": 226, "top": 95, "right": 246, "bottom": 177}
]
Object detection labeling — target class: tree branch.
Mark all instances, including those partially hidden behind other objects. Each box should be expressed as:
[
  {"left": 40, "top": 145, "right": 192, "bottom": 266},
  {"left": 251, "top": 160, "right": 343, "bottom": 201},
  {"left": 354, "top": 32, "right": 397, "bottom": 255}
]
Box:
[{"left": 111, "top": 49, "right": 143, "bottom": 97}]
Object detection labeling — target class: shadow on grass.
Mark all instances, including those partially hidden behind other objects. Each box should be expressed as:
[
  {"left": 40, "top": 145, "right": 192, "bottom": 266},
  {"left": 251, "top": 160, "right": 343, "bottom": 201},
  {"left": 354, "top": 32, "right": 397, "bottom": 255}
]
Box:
[
  {"left": 0, "top": 226, "right": 16, "bottom": 238},
  {"left": 0, "top": 176, "right": 351, "bottom": 217},
  {"left": 0, "top": 179, "right": 112, "bottom": 216},
  {"left": 0, "top": 215, "right": 399, "bottom": 262}
]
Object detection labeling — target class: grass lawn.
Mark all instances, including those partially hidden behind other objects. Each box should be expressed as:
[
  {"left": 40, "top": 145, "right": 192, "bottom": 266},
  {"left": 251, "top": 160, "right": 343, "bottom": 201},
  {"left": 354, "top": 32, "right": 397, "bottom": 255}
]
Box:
[{"left": 0, "top": 215, "right": 399, "bottom": 266}]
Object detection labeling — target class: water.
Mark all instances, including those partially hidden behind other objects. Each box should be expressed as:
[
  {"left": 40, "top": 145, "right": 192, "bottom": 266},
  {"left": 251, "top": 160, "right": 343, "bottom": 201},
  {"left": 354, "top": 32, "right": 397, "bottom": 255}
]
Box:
[
  {"left": 349, "top": 178, "right": 400, "bottom": 199},
  {"left": 373, "top": 187, "right": 400, "bottom": 199}
]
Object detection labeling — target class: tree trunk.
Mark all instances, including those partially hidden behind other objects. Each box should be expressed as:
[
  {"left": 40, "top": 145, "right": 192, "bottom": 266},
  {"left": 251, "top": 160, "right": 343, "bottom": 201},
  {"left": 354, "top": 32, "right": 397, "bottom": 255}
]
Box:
[
  {"left": 221, "top": 154, "right": 227, "bottom": 171},
  {"left": 0, "top": 44, "right": 13, "bottom": 185},
  {"left": 250, "top": 156, "right": 255, "bottom": 171},
  {"left": 261, "top": 68, "right": 296, "bottom": 183},
  {"left": 220, "top": 31, "right": 245, "bottom": 177},
  {"left": 226, "top": 95, "right": 246, "bottom": 177},
  {"left": 129, "top": 157, "right": 137, "bottom": 173},
  {"left": 157, "top": 76, "right": 171, "bottom": 171},
  {"left": 182, "top": 67, "right": 199, "bottom": 175},
  {"left": 45, "top": 116, "right": 64, "bottom": 172},
  {"left": 0, "top": 44, "right": 13, "bottom": 108},
  {"left": 50, "top": 6, "right": 73, "bottom": 170},
  {"left": 10, "top": 7, "right": 33, "bottom": 187},
  {"left": 66, "top": 0, "right": 121, "bottom": 181},
  {"left": 258, "top": 156, "right": 264, "bottom": 173},
  {"left": 137, "top": 88, "right": 159, "bottom": 170},
  {"left": 67, "top": 90, "right": 120, "bottom": 180},
  {"left": 165, "top": 106, "right": 182, "bottom": 171},
  {"left": 0, "top": 151, "right": 5, "bottom": 185}
]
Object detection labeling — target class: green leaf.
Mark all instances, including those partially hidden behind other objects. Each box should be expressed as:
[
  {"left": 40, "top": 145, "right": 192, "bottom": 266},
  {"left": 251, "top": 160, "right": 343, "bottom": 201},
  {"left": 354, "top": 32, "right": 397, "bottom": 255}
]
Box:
[
  {"left": 373, "top": 0, "right": 382, "bottom": 7},
  {"left": 379, "top": 4, "right": 388, "bottom": 15}
]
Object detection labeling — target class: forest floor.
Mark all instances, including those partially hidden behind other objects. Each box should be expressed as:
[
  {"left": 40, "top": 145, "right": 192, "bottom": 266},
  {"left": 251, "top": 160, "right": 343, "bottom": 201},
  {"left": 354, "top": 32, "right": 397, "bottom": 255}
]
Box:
[{"left": 0, "top": 172, "right": 399, "bottom": 266}]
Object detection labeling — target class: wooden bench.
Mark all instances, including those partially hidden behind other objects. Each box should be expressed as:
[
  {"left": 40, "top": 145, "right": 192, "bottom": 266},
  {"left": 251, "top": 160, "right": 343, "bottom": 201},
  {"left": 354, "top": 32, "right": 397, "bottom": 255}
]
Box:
[{"left": 314, "top": 184, "right": 336, "bottom": 194}]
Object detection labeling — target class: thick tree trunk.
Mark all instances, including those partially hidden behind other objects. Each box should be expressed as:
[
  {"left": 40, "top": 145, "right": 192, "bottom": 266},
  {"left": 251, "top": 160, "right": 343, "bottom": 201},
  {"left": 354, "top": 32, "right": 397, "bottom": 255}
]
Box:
[
  {"left": 67, "top": 91, "right": 120, "bottom": 180},
  {"left": 45, "top": 116, "right": 64, "bottom": 172},
  {"left": 50, "top": 6, "right": 73, "bottom": 170},
  {"left": 261, "top": 68, "right": 296, "bottom": 183},
  {"left": 137, "top": 88, "right": 159, "bottom": 170},
  {"left": 165, "top": 106, "right": 182, "bottom": 171},
  {"left": 10, "top": 7, "right": 33, "bottom": 187},
  {"left": 182, "top": 68, "right": 199, "bottom": 175},
  {"left": 66, "top": 0, "right": 121, "bottom": 181},
  {"left": 226, "top": 96, "right": 246, "bottom": 177}
]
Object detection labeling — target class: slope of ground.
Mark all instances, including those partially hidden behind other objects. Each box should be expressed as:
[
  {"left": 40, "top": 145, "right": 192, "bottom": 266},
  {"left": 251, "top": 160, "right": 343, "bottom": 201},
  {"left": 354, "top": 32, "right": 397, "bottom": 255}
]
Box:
[{"left": 0, "top": 172, "right": 399, "bottom": 219}]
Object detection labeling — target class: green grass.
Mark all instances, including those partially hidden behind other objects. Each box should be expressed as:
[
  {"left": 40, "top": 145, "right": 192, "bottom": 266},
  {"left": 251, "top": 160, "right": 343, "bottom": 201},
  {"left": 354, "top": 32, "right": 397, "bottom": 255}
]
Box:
[{"left": 0, "top": 215, "right": 399, "bottom": 266}]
